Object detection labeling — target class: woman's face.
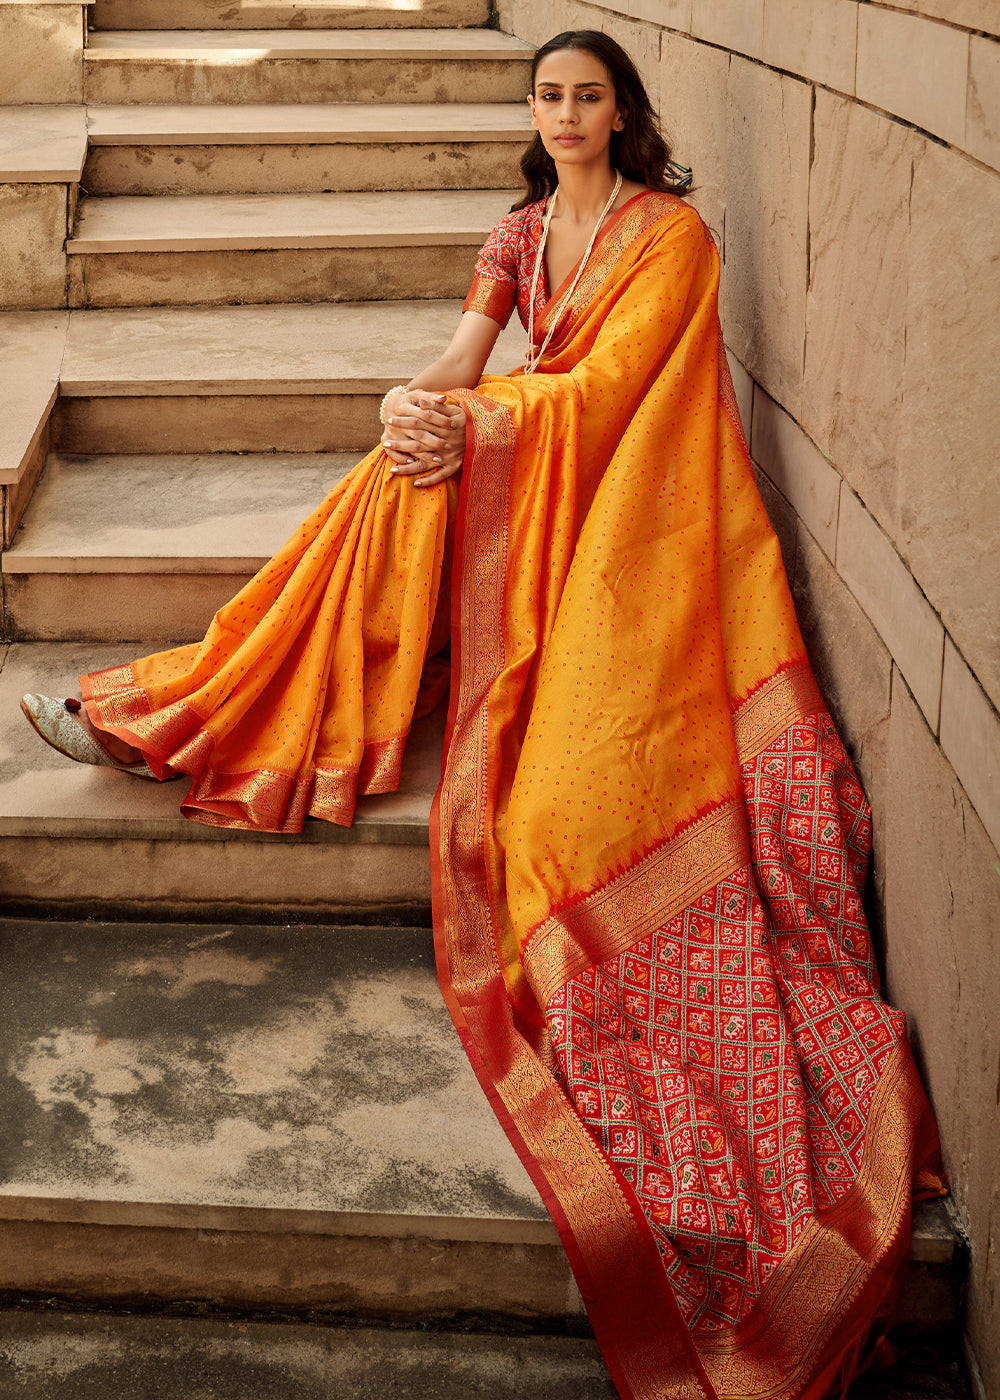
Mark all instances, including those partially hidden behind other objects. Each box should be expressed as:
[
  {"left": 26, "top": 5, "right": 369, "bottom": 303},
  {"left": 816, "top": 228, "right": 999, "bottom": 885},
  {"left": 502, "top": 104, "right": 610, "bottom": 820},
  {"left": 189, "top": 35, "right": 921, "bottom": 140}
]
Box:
[{"left": 528, "top": 48, "right": 624, "bottom": 168}]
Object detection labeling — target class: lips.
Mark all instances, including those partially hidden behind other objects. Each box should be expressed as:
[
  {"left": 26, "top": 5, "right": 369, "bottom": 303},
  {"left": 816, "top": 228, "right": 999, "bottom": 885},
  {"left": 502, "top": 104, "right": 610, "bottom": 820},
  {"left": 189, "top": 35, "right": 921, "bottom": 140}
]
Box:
[{"left": 555, "top": 134, "right": 584, "bottom": 146}]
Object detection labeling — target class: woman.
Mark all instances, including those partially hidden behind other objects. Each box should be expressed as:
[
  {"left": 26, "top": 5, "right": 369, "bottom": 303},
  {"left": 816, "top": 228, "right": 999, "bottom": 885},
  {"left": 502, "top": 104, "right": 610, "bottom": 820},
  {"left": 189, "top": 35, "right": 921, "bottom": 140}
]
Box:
[{"left": 22, "top": 31, "right": 941, "bottom": 1400}]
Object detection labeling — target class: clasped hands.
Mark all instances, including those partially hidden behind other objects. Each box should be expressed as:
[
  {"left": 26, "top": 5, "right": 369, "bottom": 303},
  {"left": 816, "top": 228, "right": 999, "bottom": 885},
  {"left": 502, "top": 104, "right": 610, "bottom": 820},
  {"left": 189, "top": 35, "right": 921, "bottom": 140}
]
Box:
[{"left": 381, "top": 389, "right": 466, "bottom": 488}]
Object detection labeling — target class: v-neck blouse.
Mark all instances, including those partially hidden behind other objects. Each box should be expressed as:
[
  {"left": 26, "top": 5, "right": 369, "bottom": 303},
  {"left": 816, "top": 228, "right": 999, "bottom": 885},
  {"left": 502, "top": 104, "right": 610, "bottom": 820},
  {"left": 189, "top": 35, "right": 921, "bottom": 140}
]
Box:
[{"left": 462, "top": 191, "right": 657, "bottom": 334}]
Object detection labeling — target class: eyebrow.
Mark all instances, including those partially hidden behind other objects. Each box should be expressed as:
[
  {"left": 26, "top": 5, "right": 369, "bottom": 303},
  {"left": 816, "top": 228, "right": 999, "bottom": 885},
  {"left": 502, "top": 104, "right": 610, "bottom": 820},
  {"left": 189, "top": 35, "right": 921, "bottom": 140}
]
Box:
[{"left": 534, "top": 81, "right": 608, "bottom": 90}]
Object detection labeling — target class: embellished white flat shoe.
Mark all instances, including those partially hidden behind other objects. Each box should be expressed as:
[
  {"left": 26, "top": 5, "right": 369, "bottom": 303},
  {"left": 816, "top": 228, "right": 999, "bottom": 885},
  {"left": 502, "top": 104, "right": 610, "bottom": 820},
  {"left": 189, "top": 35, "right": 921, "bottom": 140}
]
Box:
[{"left": 20, "top": 692, "right": 160, "bottom": 782}]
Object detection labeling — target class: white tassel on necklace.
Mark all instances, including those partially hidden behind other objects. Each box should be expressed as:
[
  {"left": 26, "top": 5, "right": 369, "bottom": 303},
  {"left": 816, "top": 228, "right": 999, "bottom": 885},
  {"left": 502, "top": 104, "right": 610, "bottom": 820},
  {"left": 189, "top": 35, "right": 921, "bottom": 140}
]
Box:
[{"left": 524, "top": 170, "right": 623, "bottom": 376}]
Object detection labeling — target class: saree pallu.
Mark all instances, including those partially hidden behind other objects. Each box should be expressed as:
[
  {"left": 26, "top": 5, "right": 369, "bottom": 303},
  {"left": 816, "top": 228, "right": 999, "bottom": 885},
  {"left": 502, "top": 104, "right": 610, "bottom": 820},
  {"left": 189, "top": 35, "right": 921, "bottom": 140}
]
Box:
[
  {"left": 433, "top": 195, "right": 940, "bottom": 1399},
  {"left": 81, "top": 192, "right": 940, "bottom": 1399}
]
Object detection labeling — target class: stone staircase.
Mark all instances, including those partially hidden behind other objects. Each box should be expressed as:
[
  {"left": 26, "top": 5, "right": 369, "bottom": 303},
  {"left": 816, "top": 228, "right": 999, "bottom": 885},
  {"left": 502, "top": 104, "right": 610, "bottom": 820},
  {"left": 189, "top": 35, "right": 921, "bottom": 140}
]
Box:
[{"left": 0, "top": 0, "right": 968, "bottom": 1393}]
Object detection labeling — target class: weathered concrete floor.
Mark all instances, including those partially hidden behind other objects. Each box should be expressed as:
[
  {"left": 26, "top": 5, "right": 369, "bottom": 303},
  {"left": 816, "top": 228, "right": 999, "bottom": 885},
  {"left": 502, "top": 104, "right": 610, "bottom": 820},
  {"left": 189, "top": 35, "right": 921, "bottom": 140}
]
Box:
[
  {"left": 0, "top": 920, "right": 547, "bottom": 1232},
  {"left": 0, "top": 1309, "right": 973, "bottom": 1400},
  {"left": 0, "top": 1310, "right": 618, "bottom": 1400}
]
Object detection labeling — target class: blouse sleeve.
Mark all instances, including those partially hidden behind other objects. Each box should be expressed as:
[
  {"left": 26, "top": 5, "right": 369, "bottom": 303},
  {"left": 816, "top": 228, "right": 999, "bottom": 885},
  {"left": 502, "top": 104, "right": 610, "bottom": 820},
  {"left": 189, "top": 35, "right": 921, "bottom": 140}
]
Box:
[{"left": 462, "top": 211, "right": 521, "bottom": 328}]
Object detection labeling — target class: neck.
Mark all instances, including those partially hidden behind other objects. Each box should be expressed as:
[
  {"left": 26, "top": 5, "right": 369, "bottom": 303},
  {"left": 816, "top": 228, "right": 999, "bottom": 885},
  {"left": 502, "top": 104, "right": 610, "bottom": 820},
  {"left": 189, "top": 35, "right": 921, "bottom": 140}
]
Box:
[{"left": 552, "top": 163, "right": 619, "bottom": 222}]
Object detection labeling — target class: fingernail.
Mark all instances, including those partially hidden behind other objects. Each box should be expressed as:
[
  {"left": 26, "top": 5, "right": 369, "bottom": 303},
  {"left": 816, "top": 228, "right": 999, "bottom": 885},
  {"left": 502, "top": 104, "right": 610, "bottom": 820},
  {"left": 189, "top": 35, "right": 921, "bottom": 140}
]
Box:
[{"left": 432, "top": 456, "right": 442, "bottom": 464}]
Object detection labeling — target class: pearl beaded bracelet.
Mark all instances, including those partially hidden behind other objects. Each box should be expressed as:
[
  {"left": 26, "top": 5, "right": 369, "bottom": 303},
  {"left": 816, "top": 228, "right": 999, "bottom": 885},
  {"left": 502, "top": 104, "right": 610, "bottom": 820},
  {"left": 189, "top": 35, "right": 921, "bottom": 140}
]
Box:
[{"left": 379, "top": 385, "right": 407, "bottom": 425}]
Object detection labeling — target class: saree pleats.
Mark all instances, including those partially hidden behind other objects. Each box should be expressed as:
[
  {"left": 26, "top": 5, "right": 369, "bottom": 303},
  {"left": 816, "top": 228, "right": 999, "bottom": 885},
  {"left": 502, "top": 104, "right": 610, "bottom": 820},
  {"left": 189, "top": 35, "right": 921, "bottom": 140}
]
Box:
[
  {"left": 432, "top": 196, "right": 939, "bottom": 1399},
  {"left": 82, "top": 448, "right": 457, "bottom": 831}
]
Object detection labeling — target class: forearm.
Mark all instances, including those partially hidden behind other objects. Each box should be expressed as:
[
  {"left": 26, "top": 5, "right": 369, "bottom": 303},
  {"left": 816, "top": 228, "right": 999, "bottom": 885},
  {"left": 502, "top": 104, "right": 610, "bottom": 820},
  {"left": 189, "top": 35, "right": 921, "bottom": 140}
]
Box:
[{"left": 403, "top": 349, "right": 486, "bottom": 396}]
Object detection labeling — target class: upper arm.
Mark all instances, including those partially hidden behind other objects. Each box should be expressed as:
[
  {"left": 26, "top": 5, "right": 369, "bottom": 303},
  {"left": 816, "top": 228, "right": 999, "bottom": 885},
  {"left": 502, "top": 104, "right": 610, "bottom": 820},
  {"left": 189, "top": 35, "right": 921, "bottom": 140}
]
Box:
[{"left": 441, "top": 310, "right": 504, "bottom": 384}]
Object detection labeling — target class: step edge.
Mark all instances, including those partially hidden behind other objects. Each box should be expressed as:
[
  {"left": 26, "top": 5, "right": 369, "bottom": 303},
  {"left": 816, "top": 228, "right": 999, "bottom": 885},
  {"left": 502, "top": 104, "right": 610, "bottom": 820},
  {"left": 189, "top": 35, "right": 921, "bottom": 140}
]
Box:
[
  {"left": 66, "top": 229, "right": 494, "bottom": 253},
  {"left": 2, "top": 555, "right": 274, "bottom": 573},
  {"left": 0, "top": 814, "right": 430, "bottom": 844},
  {"left": 0, "top": 1193, "right": 558, "bottom": 1245}
]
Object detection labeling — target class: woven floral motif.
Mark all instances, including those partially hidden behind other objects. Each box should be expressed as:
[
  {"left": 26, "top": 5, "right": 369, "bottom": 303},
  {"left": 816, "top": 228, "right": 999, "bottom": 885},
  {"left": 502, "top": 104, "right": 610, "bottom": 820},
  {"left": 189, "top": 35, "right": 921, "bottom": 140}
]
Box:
[{"left": 546, "top": 713, "right": 907, "bottom": 1331}]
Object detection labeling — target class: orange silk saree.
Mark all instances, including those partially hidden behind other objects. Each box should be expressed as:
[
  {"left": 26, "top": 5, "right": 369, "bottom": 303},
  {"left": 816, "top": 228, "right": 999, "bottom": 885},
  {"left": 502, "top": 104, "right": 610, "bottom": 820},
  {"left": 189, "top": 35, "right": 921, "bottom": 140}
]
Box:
[
  {"left": 433, "top": 195, "right": 940, "bottom": 1399},
  {"left": 81, "top": 192, "right": 940, "bottom": 1399}
]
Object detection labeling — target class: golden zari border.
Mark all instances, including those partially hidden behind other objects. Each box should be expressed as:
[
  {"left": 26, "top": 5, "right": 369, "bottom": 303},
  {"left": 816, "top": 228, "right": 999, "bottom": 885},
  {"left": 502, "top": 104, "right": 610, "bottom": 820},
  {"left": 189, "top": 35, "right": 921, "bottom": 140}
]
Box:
[
  {"left": 535, "top": 192, "right": 689, "bottom": 348},
  {"left": 463, "top": 274, "right": 514, "bottom": 328},
  {"left": 433, "top": 388, "right": 717, "bottom": 1400},
  {"left": 696, "top": 1042, "right": 936, "bottom": 1400},
  {"left": 731, "top": 665, "right": 824, "bottom": 766},
  {"left": 523, "top": 798, "right": 749, "bottom": 1007},
  {"left": 180, "top": 760, "right": 361, "bottom": 831},
  {"left": 357, "top": 732, "right": 406, "bottom": 795}
]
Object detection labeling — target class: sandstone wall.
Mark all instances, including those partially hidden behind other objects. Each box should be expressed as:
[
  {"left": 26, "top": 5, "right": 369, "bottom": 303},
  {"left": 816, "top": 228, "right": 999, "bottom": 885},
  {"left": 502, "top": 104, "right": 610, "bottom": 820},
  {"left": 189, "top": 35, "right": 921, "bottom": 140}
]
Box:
[{"left": 498, "top": 2, "right": 1000, "bottom": 1393}]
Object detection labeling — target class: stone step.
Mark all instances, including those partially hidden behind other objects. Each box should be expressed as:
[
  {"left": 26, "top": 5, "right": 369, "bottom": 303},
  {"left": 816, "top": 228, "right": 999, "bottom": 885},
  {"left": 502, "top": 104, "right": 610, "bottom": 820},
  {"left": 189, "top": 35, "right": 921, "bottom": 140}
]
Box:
[
  {"left": 51, "top": 301, "right": 526, "bottom": 454},
  {"left": 90, "top": 0, "right": 491, "bottom": 29},
  {"left": 66, "top": 189, "right": 514, "bottom": 307},
  {"left": 83, "top": 101, "right": 531, "bottom": 195},
  {"left": 0, "top": 644, "right": 441, "bottom": 921},
  {"left": 0, "top": 1313, "right": 619, "bottom": 1400},
  {"left": 0, "top": 918, "right": 580, "bottom": 1320},
  {"left": 84, "top": 29, "right": 533, "bottom": 105},
  {"left": 3, "top": 452, "right": 357, "bottom": 642},
  {"left": 0, "top": 914, "right": 964, "bottom": 1336}
]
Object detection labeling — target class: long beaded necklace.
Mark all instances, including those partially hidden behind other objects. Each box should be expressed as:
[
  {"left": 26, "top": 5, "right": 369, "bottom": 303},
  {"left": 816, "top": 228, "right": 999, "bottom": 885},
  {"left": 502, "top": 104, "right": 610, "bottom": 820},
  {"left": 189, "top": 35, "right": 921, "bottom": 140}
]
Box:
[{"left": 524, "top": 169, "right": 623, "bottom": 376}]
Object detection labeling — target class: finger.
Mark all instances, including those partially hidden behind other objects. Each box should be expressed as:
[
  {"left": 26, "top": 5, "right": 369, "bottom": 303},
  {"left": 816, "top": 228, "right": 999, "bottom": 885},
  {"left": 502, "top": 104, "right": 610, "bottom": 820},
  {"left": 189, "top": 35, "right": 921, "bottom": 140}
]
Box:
[
  {"left": 413, "top": 461, "right": 462, "bottom": 487},
  {"left": 383, "top": 433, "right": 428, "bottom": 454},
  {"left": 387, "top": 409, "right": 452, "bottom": 431},
  {"left": 390, "top": 453, "right": 444, "bottom": 476},
  {"left": 396, "top": 428, "right": 451, "bottom": 451}
]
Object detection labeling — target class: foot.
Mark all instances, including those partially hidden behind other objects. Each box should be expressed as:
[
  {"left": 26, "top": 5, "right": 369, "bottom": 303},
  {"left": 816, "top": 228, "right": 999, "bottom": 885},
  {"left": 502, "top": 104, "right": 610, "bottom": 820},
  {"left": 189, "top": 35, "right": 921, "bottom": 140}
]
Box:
[
  {"left": 64, "top": 696, "right": 144, "bottom": 766},
  {"left": 20, "top": 693, "right": 159, "bottom": 781}
]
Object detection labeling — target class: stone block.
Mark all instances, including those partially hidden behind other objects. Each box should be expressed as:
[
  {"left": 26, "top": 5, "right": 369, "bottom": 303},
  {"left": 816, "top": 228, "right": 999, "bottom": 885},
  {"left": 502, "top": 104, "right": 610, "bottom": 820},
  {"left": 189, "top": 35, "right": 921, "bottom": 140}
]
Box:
[
  {"left": 0, "top": 310, "right": 66, "bottom": 488},
  {"left": 883, "top": 677, "right": 1000, "bottom": 1400},
  {"left": 0, "top": 105, "right": 87, "bottom": 183},
  {"left": 690, "top": 0, "right": 764, "bottom": 61},
  {"left": 67, "top": 245, "right": 481, "bottom": 310},
  {"left": 659, "top": 30, "right": 728, "bottom": 250},
  {"left": 939, "top": 639, "right": 1000, "bottom": 857},
  {"left": 0, "top": 184, "right": 67, "bottom": 310},
  {"left": 856, "top": 7, "right": 967, "bottom": 148},
  {"left": 0, "top": 4, "right": 83, "bottom": 104},
  {"left": 890, "top": 0, "right": 999, "bottom": 40},
  {"left": 803, "top": 91, "right": 916, "bottom": 538},
  {"left": 791, "top": 526, "right": 892, "bottom": 908},
  {"left": 84, "top": 141, "right": 525, "bottom": 199},
  {"left": 761, "top": 0, "right": 858, "bottom": 95},
  {"left": 85, "top": 53, "right": 532, "bottom": 107},
  {"left": 496, "top": 0, "right": 555, "bottom": 50},
  {"left": 967, "top": 37, "right": 1000, "bottom": 180},
  {"left": 2, "top": 412, "right": 49, "bottom": 549},
  {"left": 626, "top": 0, "right": 689, "bottom": 28},
  {"left": 836, "top": 487, "right": 944, "bottom": 733},
  {"left": 896, "top": 140, "right": 1000, "bottom": 710},
  {"left": 721, "top": 59, "right": 810, "bottom": 419},
  {"left": 93, "top": 0, "right": 491, "bottom": 26},
  {"left": 55, "top": 394, "right": 383, "bottom": 455},
  {"left": 750, "top": 386, "right": 840, "bottom": 560}
]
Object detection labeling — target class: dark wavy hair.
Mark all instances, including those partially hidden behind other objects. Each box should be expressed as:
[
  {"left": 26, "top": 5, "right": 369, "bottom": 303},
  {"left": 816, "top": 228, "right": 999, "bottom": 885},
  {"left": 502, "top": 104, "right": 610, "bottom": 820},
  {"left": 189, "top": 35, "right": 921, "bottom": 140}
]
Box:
[{"left": 511, "top": 30, "right": 691, "bottom": 212}]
